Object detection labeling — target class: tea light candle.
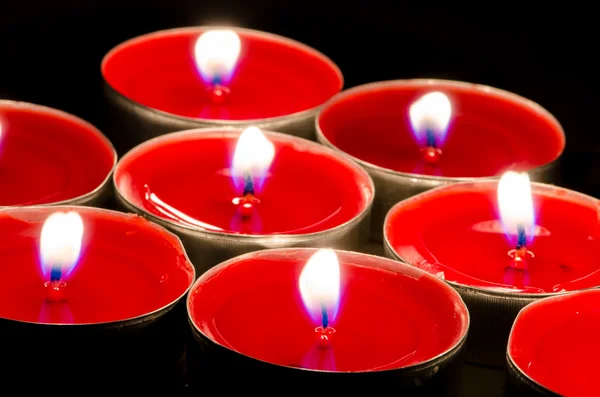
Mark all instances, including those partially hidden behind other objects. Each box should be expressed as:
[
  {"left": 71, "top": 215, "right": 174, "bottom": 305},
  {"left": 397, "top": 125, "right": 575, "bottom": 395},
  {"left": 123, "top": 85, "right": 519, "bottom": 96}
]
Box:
[
  {"left": 317, "top": 79, "right": 565, "bottom": 241},
  {"left": 114, "top": 127, "right": 374, "bottom": 273},
  {"left": 186, "top": 248, "right": 469, "bottom": 394},
  {"left": 0, "top": 206, "right": 195, "bottom": 391},
  {"left": 0, "top": 101, "right": 116, "bottom": 207},
  {"left": 102, "top": 26, "right": 343, "bottom": 154},
  {"left": 384, "top": 172, "right": 600, "bottom": 367},
  {"left": 507, "top": 290, "right": 600, "bottom": 396}
]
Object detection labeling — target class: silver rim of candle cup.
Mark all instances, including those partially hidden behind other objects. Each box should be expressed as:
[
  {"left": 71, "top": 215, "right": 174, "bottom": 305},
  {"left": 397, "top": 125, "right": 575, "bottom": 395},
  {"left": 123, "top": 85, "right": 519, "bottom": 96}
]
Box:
[
  {"left": 505, "top": 291, "right": 588, "bottom": 396},
  {"left": 0, "top": 100, "right": 117, "bottom": 208},
  {"left": 101, "top": 26, "right": 344, "bottom": 128},
  {"left": 113, "top": 127, "right": 375, "bottom": 244},
  {"left": 186, "top": 247, "right": 470, "bottom": 374},
  {"left": 0, "top": 205, "right": 196, "bottom": 328},
  {"left": 315, "top": 78, "right": 565, "bottom": 183},
  {"left": 382, "top": 180, "right": 600, "bottom": 301}
]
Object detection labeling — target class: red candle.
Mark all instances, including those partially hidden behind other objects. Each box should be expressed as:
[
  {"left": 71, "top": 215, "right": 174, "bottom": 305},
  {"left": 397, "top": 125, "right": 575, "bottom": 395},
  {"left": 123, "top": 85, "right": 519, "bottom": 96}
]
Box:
[
  {"left": 186, "top": 248, "right": 468, "bottom": 391},
  {"left": 102, "top": 26, "right": 343, "bottom": 153},
  {"left": 384, "top": 173, "right": 600, "bottom": 366},
  {"left": 508, "top": 290, "right": 600, "bottom": 397},
  {"left": 0, "top": 206, "right": 195, "bottom": 324},
  {"left": 317, "top": 79, "right": 565, "bottom": 241},
  {"left": 114, "top": 127, "right": 373, "bottom": 271},
  {"left": 0, "top": 101, "right": 116, "bottom": 207}
]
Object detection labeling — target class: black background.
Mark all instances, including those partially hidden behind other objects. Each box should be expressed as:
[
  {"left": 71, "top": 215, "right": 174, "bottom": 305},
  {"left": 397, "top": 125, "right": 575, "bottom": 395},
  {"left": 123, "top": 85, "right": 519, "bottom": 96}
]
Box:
[{"left": 0, "top": 3, "right": 596, "bottom": 395}]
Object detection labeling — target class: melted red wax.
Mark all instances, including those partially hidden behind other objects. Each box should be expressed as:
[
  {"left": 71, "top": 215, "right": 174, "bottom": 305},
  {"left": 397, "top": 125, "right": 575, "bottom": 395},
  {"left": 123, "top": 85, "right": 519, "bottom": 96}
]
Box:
[
  {"left": 0, "top": 103, "right": 115, "bottom": 206},
  {"left": 0, "top": 207, "right": 194, "bottom": 324},
  {"left": 385, "top": 182, "right": 600, "bottom": 293},
  {"left": 114, "top": 130, "right": 373, "bottom": 235},
  {"left": 188, "top": 249, "right": 468, "bottom": 372},
  {"left": 509, "top": 290, "right": 600, "bottom": 396},
  {"left": 318, "top": 81, "right": 564, "bottom": 177},
  {"left": 102, "top": 28, "right": 342, "bottom": 120}
]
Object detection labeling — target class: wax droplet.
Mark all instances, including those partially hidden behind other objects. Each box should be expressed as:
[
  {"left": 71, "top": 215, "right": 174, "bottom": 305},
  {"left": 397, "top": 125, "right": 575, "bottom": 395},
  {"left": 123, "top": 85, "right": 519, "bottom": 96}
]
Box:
[
  {"left": 508, "top": 248, "right": 534, "bottom": 270},
  {"left": 44, "top": 281, "right": 67, "bottom": 302},
  {"left": 233, "top": 194, "right": 260, "bottom": 219},
  {"left": 314, "top": 326, "right": 336, "bottom": 349},
  {"left": 421, "top": 147, "right": 443, "bottom": 165},
  {"left": 160, "top": 274, "right": 169, "bottom": 284},
  {"left": 208, "top": 85, "right": 230, "bottom": 104}
]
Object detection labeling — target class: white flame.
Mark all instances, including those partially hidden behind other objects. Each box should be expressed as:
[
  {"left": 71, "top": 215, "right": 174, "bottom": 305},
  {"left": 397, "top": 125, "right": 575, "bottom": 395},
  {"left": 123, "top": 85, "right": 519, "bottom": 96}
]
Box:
[
  {"left": 40, "top": 211, "right": 84, "bottom": 278},
  {"left": 497, "top": 171, "right": 535, "bottom": 234},
  {"left": 299, "top": 249, "right": 341, "bottom": 325},
  {"left": 409, "top": 91, "right": 452, "bottom": 144},
  {"left": 194, "top": 30, "right": 241, "bottom": 84},
  {"left": 232, "top": 127, "right": 275, "bottom": 178}
]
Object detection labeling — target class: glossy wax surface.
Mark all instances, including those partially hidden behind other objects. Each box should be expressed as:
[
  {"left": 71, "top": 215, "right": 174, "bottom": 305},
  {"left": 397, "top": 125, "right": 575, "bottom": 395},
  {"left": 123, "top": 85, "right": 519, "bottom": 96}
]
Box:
[
  {"left": 385, "top": 182, "right": 600, "bottom": 294},
  {"left": 318, "top": 81, "right": 564, "bottom": 177},
  {"left": 0, "top": 103, "right": 115, "bottom": 206},
  {"left": 509, "top": 290, "right": 600, "bottom": 396},
  {"left": 188, "top": 249, "right": 468, "bottom": 372},
  {"left": 0, "top": 207, "right": 194, "bottom": 324},
  {"left": 102, "top": 28, "right": 342, "bottom": 120},
  {"left": 115, "top": 130, "right": 373, "bottom": 235}
]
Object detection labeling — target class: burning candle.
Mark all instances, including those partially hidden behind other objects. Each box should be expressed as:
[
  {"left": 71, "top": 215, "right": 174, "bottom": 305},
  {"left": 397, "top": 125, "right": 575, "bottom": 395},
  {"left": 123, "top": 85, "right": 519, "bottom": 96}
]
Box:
[
  {"left": 0, "top": 101, "right": 116, "bottom": 207},
  {"left": 102, "top": 26, "right": 343, "bottom": 154},
  {"left": 384, "top": 172, "right": 600, "bottom": 367},
  {"left": 114, "top": 127, "right": 373, "bottom": 273},
  {"left": 317, "top": 79, "right": 565, "bottom": 241},
  {"left": 0, "top": 206, "right": 195, "bottom": 390},
  {"left": 507, "top": 290, "right": 600, "bottom": 396},
  {"left": 186, "top": 248, "right": 469, "bottom": 394}
]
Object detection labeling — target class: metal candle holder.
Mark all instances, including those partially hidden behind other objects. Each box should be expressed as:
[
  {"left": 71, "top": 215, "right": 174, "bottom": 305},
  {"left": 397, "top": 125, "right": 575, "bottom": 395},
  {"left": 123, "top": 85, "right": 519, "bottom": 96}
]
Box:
[
  {"left": 101, "top": 26, "right": 343, "bottom": 155},
  {"left": 0, "top": 100, "right": 116, "bottom": 209},
  {"left": 113, "top": 128, "right": 374, "bottom": 276},
  {"left": 186, "top": 248, "right": 469, "bottom": 395},
  {"left": 316, "top": 79, "right": 565, "bottom": 242},
  {"left": 0, "top": 206, "right": 195, "bottom": 393}
]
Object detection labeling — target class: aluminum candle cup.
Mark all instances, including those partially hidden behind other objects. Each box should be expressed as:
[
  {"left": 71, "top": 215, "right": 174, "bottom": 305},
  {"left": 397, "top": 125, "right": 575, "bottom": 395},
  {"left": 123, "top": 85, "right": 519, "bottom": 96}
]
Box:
[
  {"left": 101, "top": 26, "right": 343, "bottom": 155},
  {"left": 0, "top": 101, "right": 116, "bottom": 208},
  {"left": 506, "top": 290, "right": 600, "bottom": 397},
  {"left": 113, "top": 128, "right": 373, "bottom": 274},
  {"left": 186, "top": 248, "right": 469, "bottom": 395},
  {"left": 317, "top": 79, "right": 565, "bottom": 241},
  {"left": 0, "top": 206, "right": 195, "bottom": 392},
  {"left": 384, "top": 179, "right": 600, "bottom": 368}
]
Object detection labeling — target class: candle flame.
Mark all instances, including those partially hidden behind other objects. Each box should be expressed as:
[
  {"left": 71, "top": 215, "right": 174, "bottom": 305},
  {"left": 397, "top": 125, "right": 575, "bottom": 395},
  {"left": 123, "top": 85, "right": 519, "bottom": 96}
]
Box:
[
  {"left": 299, "top": 249, "right": 341, "bottom": 326},
  {"left": 409, "top": 91, "right": 452, "bottom": 146},
  {"left": 40, "top": 211, "right": 84, "bottom": 280},
  {"left": 498, "top": 171, "right": 535, "bottom": 239},
  {"left": 231, "top": 127, "right": 275, "bottom": 191},
  {"left": 194, "top": 29, "right": 241, "bottom": 85}
]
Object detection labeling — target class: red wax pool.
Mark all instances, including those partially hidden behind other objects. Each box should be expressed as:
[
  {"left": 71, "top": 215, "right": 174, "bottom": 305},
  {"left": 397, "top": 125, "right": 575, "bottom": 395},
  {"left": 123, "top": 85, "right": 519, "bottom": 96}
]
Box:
[
  {"left": 0, "top": 206, "right": 195, "bottom": 324},
  {"left": 188, "top": 248, "right": 469, "bottom": 372},
  {"left": 102, "top": 27, "right": 342, "bottom": 121},
  {"left": 385, "top": 181, "right": 600, "bottom": 294},
  {"left": 317, "top": 80, "right": 565, "bottom": 178},
  {"left": 0, "top": 102, "right": 116, "bottom": 206},
  {"left": 114, "top": 129, "right": 373, "bottom": 235},
  {"left": 508, "top": 290, "right": 600, "bottom": 396}
]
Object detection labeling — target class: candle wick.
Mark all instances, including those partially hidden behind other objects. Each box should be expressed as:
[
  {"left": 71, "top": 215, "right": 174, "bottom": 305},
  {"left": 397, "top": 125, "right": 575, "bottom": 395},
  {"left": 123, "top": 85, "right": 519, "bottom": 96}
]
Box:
[
  {"left": 243, "top": 173, "right": 255, "bottom": 197},
  {"left": 426, "top": 127, "right": 437, "bottom": 149},
  {"left": 320, "top": 304, "right": 329, "bottom": 329},
  {"left": 50, "top": 263, "right": 62, "bottom": 282},
  {"left": 516, "top": 224, "right": 527, "bottom": 250}
]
